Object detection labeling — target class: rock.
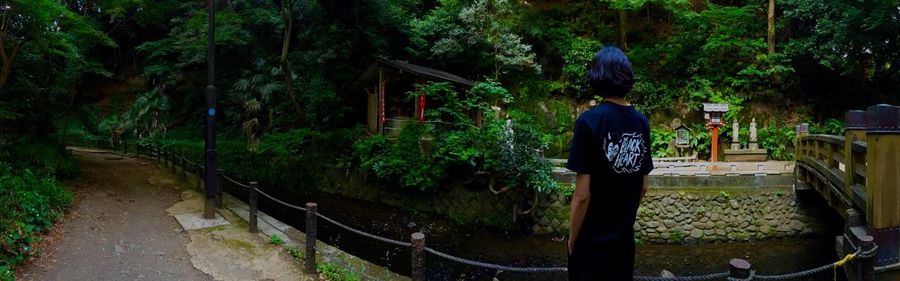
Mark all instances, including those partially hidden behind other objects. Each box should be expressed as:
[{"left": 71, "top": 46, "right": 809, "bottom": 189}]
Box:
[
  {"left": 704, "top": 229, "right": 715, "bottom": 236},
  {"left": 633, "top": 222, "right": 641, "bottom": 231},
  {"left": 759, "top": 224, "right": 771, "bottom": 234},
  {"left": 716, "top": 221, "right": 727, "bottom": 229},
  {"left": 789, "top": 200, "right": 797, "bottom": 207},
  {"left": 729, "top": 199, "right": 740, "bottom": 209},
  {"left": 776, "top": 224, "right": 791, "bottom": 232},
  {"left": 790, "top": 221, "right": 805, "bottom": 231},
  {"left": 663, "top": 219, "right": 677, "bottom": 228},
  {"left": 406, "top": 222, "right": 418, "bottom": 229},
  {"left": 715, "top": 229, "right": 726, "bottom": 236},
  {"left": 690, "top": 229, "right": 703, "bottom": 239},
  {"left": 647, "top": 221, "right": 660, "bottom": 228},
  {"left": 661, "top": 270, "right": 676, "bottom": 277},
  {"left": 683, "top": 225, "right": 694, "bottom": 231}
]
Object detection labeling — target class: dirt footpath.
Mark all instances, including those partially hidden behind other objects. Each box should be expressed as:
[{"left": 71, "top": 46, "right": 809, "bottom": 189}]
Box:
[{"left": 15, "top": 149, "right": 310, "bottom": 281}]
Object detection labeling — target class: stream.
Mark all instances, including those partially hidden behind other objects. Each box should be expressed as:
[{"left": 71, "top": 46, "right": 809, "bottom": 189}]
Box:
[{"left": 225, "top": 183, "right": 846, "bottom": 281}]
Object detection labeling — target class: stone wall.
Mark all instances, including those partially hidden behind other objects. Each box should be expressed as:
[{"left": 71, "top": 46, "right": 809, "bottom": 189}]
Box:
[
  {"left": 532, "top": 187, "right": 827, "bottom": 243},
  {"left": 316, "top": 170, "right": 825, "bottom": 244}
]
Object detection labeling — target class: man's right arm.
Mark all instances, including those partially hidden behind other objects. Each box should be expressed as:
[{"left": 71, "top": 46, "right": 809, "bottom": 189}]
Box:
[{"left": 568, "top": 173, "right": 591, "bottom": 254}]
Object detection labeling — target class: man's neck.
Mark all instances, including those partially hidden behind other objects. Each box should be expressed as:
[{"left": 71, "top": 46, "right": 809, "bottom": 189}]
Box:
[{"left": 605, "top": 96, "right": 630, "bottom": 106}]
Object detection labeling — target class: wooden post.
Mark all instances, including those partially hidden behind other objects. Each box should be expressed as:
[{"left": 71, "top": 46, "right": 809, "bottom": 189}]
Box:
[
  {"left": 711, "top": 126, "right": 719, "bottom": 162},
  {"left": 728, "top": 258, "right": 751, "bottom": 279},
  {"left": 411, "top": 232, "right": 426, "bottom": 281},
  {"left": 305, "top": 203, "right": 318, "bottom": 274},
  {"left": 795, "top": 123, "right": 809, "bottom": 159},
  {"left": 864, "top": 104, "right": 900, "bottom": 230},
  {"left": 844, "top": 111, "right": 866, "bottom": 195},
  {"left": 858, "top": 235, "right": 875, "bottom": 281},
  {"left": 248, "top": 182, "right": 259, "bottom": 233}
]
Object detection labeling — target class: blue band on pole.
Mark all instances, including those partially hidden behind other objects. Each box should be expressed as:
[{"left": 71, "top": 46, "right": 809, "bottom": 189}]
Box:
[{"left": 208, "top": 108, "right": 216, "bottom": 116}]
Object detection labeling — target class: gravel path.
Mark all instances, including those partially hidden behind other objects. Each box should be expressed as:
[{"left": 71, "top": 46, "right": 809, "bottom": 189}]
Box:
[{"left": 15, "top": 149, "right": 213, "bottom": 281}]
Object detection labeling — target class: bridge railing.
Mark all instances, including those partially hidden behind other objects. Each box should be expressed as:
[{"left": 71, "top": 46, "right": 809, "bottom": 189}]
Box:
[{"left": 795, "top": 104, "right": 899, "bottom": 269}]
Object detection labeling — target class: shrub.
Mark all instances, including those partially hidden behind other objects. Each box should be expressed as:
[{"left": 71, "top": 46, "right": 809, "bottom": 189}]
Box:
[
  {"left": 0, "top": 164, "right": 72, "bottom": 270},
  {"left": 354, "top": 81, "right": 557, "bottom": 193}
]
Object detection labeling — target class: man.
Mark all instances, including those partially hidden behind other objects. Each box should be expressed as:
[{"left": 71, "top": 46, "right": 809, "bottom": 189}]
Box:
[{"left": 566, "top": 46, "right": 653, "bottom": 280}]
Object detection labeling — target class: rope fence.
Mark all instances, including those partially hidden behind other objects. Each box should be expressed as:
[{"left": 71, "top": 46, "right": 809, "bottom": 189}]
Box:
[{"left": 84, "top": 141, "right": 881, "bottom": 281}]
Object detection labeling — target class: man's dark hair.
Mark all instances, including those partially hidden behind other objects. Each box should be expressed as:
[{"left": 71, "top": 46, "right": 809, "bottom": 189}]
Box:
[{"left": 587, "top": 46, "right": 634, "bottom": 97}]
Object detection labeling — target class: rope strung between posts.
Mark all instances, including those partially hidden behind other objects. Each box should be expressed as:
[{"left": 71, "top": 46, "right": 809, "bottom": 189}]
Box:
[
  {"left": 315, "top": 212, "right": 412, "bottom": 248},
  {"left": 220, "top": 174, "right": 250, "bottom": 189},
  {"left": 752, "top": 244, "right": 878, "bottom": 281},
  {"left": 255, "top": 188, "right": 307, "bottom": 212},
  {"left": 137, "top": 144, "right": 883, "bottom": 280},
  {"left": 424, "top": 247, "right": 567, "bottom": 273}
]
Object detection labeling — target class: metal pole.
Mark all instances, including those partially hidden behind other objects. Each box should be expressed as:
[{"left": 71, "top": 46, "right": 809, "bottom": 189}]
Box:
[
  {"left": 411, "top": 232, "right": 426, "bottom": 281},
  {"left": 305, "top": 202, "right": 317, "bottom": 274},
  {"left": 203, "top": 0, "right": 219, "bottom": 220},
  {"left": 728, "top": 258, "right": 751, "bottom": 280},
  {"left": 248, "top": 182, "right": 258, "bottom": 233},
  {"left": 215, "top": 169, "right": 223, "bottom": 208}
]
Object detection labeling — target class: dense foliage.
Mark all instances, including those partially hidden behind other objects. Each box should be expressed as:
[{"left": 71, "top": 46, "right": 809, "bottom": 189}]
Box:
[
  {"left": 0, "top": 0, "right": 895, "bottom": 252},
  {"left": 0, "top": 162, "right": 73, "bottom": 279},
  {"left": 355, "top": 81, "right": 556, "bottom": 192}
]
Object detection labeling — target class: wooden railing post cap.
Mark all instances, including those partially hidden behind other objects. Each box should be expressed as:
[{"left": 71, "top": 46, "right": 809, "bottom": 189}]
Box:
[
  {"left": 412, "top": 232, "right": 425, "bottom": 240},
  {"left": 249, "top": 181, "right": 258, "bottom": 186},
  {"left": 845, "top": 110, "right": 867, "bottom": 129},
  {"left": 306, "top": 202, "right": 317, "bottom": 208},
  {"left": 729, "top": 258, "right": 752, "bottom": 278},
  {"left": 796, "top": 123, "right": 809, "bottom": 134},
  {"left": 866, "top": 104, "right": 900, "bottom": 133}
]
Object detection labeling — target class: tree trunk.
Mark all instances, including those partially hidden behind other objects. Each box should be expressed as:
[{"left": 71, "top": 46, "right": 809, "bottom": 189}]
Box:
[
  {"left": 767, "top": 0, "right": 776, "bottom": 55},
  {"left": 618, "top": 9, "right": 628, "bottom": 50},
  {"left": 280, "top": 0, "right": 303, "bottom": 119},
  {"left": 0, "top": 59, "right": 11, "bottom": 91}
]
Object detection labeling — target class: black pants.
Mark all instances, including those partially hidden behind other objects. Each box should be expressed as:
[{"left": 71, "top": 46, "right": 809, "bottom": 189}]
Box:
[{"left": 567, "top": 238, "right": 635, "bottom": 281}]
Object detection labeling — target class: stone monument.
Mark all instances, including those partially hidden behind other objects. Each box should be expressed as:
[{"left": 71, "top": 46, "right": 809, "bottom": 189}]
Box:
[
  {"left": 723, "top": 118, "right": 767, "bottom": 161},
  {"left": 749, "top": 118, "right": 759, "bottom": 150},
  {"left": 731, "top": 120, "right": 740, "bottom": 150}
]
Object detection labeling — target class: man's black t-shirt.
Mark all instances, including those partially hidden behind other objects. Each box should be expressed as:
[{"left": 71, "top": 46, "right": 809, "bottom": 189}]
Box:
[{"left": 566, "top": 101, "right": 653, "bottom": 244}]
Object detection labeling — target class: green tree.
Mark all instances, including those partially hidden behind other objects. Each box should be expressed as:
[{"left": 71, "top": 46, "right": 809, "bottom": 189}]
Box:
[{"left": 0, "top": 0, "right": 110, "bottom": 91}]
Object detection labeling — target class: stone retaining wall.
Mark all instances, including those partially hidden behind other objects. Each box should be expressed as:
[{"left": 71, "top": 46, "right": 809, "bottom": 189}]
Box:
[
  {"left": 317, "top": 171, "right": 825, "bottom": 244},
  {"left": 531, "top": 187, "right": 827, "bottom": 243}
]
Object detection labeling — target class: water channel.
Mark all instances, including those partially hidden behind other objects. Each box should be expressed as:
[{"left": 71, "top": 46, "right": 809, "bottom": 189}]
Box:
[{"left": 225, "top": 182, "right": 847, "bottom": 281}]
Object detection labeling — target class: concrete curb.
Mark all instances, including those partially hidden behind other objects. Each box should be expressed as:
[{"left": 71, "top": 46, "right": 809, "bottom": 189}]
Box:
[{"left": 220, "top": 191, "right": 410, "bottom": 281}]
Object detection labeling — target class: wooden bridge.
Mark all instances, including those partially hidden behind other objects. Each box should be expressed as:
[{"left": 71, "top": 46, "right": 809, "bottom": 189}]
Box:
[{"left": 795, "top": 104, "right": 899, "bottom": 280}]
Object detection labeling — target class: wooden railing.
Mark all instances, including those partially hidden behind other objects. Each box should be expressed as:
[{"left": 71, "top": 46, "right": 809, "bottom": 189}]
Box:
[{"left": 795, "top": 104, "right": 899, "bottom": 269}]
